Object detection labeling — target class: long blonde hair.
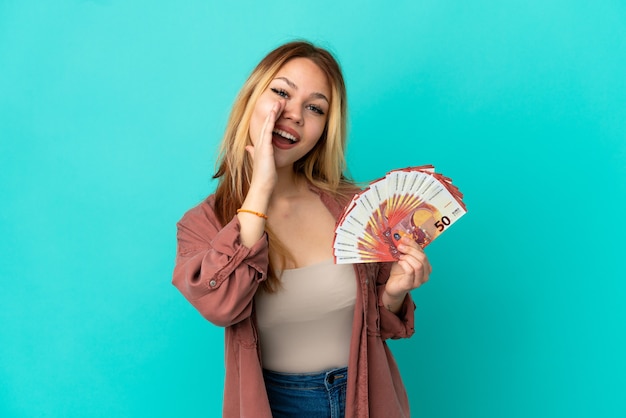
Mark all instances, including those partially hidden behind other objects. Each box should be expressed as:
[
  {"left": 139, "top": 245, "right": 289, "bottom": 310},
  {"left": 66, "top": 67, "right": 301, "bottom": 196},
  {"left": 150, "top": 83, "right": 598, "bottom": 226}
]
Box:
[{"left": 213, "top": 41, "right": 353, "bottom": 291}]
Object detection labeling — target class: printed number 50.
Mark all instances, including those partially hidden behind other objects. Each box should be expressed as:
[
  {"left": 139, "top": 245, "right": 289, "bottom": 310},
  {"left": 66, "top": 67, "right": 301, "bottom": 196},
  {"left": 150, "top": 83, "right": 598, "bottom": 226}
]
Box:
[{"left": 435, "top": 216, "right": 451, "bottom": 232}]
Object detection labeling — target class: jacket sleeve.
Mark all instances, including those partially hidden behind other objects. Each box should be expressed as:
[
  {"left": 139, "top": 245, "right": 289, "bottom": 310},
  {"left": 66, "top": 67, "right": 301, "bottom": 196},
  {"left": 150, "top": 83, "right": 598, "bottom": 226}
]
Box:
[
  {"left": 172, "top": 200, "right": 269, "bottom": 327},
  {"left": 376, "top": 262, "right": 416, "bottom": 340}
]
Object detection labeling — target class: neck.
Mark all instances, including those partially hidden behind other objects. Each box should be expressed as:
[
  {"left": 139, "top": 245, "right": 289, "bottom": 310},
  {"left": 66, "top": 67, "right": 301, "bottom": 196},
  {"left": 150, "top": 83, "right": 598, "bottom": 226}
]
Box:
[{"left": 272, "top": 166, "right": 307, "bottom": 200}]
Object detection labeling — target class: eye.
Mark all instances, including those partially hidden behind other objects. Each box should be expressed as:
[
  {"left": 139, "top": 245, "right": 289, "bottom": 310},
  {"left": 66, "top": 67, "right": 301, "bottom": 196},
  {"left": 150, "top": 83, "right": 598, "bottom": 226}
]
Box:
[
  {"left": 307, "top": 104, "right": 325, "bottom": 115},
  {"left": 270, "top": 87, "right": 289, "bottom": 98}
]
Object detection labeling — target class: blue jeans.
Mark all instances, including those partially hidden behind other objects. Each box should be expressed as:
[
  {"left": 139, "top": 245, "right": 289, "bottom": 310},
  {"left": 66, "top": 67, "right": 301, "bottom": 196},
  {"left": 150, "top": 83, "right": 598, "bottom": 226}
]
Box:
[{"left": 262, "top": 367, "right": 348, "bottom": 418}]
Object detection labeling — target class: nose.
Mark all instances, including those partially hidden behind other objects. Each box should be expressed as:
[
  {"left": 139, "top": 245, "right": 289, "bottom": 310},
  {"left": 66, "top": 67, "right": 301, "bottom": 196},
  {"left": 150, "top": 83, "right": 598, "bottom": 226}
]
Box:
[{"left": 281, "top": 101, "right": 303, "bottom": 125}]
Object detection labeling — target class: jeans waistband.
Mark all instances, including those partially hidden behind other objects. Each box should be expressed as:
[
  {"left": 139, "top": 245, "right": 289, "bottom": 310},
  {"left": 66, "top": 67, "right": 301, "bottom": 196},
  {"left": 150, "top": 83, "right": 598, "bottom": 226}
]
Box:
[{"left": 262, "top": 366, "right": 348, "bottom": 391}]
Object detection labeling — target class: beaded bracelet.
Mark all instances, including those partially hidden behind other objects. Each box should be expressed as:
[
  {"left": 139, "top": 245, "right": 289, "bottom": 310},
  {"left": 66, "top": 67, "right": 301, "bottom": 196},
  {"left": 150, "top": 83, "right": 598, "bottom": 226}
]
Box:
[{"left": 236, "top": 208, "right": 268, "bottom": 219}]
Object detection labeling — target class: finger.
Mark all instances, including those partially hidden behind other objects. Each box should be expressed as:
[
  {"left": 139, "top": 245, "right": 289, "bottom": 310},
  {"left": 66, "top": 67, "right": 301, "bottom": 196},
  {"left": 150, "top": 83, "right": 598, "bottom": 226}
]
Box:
[
  {"left": 393, "top": 258, "right": 426, "bottom": 291},
  {"left": 397, "top": 242, "right": 428, "bottom": 265},
  {"left": 259, "top": 101, "right": 283, "bottom": 146},
  {"left": 273, "top": 100, "right": 285, "bottom": 120},
  {"left": 245, "top": 145, "right": 255, "bottom": 160},
  {"left": 399, "top": 254, "right": 426, "bottom": 278},
  {"left": 423, "top": 256, "right": 432, "bottom": 275},
  {"left": 405, "top": 250, "right": 431, "bottom": 276},
  {"left": 258, "top": 109, "right": 274, "bottom": 147}
]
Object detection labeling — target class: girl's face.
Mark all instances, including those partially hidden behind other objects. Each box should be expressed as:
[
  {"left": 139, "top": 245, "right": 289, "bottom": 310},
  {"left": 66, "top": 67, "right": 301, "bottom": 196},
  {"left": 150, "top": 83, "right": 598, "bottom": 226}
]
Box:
[{"left": 249, "top": 57, "right": 331, "bottom": 169}]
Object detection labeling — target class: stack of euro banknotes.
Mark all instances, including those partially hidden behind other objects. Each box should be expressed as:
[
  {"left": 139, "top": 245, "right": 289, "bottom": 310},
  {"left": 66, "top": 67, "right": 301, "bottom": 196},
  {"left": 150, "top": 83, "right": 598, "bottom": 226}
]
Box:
[{"left": 333, "top": 165, "right": 467, "bottom": 264}]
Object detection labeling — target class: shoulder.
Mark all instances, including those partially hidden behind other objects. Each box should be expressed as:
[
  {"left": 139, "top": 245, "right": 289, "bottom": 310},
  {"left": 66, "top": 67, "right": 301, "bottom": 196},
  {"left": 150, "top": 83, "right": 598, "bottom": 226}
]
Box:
[
  {"left": 177, "top": 194, "right": 222, "bottom": 232},
  {"left": 175, "top": 194, "right": 231, "bottom": 255}
]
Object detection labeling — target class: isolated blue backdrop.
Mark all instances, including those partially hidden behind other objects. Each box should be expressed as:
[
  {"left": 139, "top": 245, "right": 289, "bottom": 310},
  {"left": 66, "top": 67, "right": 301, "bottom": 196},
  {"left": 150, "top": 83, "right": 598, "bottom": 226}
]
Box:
[{"left": 1, "top": 1, "right": 625, "bottom": 417}]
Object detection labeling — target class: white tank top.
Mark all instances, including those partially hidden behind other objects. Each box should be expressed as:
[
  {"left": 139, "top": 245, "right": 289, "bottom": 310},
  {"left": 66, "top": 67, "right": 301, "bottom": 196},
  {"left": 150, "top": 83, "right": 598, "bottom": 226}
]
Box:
[{"left": 254, "top": 259, "right": 357, "bottom": 373}]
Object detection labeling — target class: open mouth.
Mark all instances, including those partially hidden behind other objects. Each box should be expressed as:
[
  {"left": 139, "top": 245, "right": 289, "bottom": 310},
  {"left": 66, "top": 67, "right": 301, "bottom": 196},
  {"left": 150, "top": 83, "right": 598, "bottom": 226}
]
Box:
[
  {"left": 272, "top": 128, "right": 299, "bottom": 149},
  {"left": 272, "top": 129, "right": 298, "bottom": 144}
]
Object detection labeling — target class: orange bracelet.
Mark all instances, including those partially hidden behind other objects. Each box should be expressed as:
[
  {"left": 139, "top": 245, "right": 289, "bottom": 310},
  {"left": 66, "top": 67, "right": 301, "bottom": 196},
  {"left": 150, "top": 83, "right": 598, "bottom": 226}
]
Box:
[{"left": 236, "top": 208, "right": 268, "bottom": 219}]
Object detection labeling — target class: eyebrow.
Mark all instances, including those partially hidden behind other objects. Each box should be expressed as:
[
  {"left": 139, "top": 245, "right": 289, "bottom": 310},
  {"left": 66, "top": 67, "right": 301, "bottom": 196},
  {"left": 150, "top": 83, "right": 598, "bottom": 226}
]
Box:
[{"left": 274, "top": 76, "right": 330, "bottom": 103}]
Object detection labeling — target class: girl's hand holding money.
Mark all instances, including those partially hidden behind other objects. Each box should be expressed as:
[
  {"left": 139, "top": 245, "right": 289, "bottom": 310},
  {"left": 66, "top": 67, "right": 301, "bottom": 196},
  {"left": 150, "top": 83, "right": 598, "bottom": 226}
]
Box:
[{"left": 383, "top": 237, "right": 432, "bottom": 314}]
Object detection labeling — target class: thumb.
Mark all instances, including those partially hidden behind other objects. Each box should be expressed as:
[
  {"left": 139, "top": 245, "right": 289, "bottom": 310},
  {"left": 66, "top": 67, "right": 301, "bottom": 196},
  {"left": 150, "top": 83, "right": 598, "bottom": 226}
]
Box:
[{"left": 245, "top": 145, "right": 255, "bottom": 160}]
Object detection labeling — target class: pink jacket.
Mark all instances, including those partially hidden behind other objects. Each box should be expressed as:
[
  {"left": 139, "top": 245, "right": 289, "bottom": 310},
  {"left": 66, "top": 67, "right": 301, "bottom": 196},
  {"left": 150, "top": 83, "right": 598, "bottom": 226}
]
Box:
[{"left": 172, "top": 186, "right": 416, "bottom": 417}]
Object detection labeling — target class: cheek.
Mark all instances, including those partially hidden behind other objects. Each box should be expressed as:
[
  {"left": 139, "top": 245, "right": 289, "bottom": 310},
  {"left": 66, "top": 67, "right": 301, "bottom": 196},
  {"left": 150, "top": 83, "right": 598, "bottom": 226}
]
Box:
[{"left": 308, "top": 119, "right": 328, "bottom": 145}]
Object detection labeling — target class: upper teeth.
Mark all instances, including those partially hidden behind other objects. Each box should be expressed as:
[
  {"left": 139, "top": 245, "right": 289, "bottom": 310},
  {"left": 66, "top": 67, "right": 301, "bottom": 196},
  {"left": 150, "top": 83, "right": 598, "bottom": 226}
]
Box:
[{"left": 273, "top": 129, "right": 297, "bottom": 142}]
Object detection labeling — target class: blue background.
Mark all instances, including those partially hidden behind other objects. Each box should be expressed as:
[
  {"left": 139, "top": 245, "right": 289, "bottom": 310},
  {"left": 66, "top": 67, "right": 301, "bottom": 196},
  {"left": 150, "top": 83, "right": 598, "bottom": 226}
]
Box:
[{"left": 1, "top": 1, "right": 625, "bottom": 417}]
